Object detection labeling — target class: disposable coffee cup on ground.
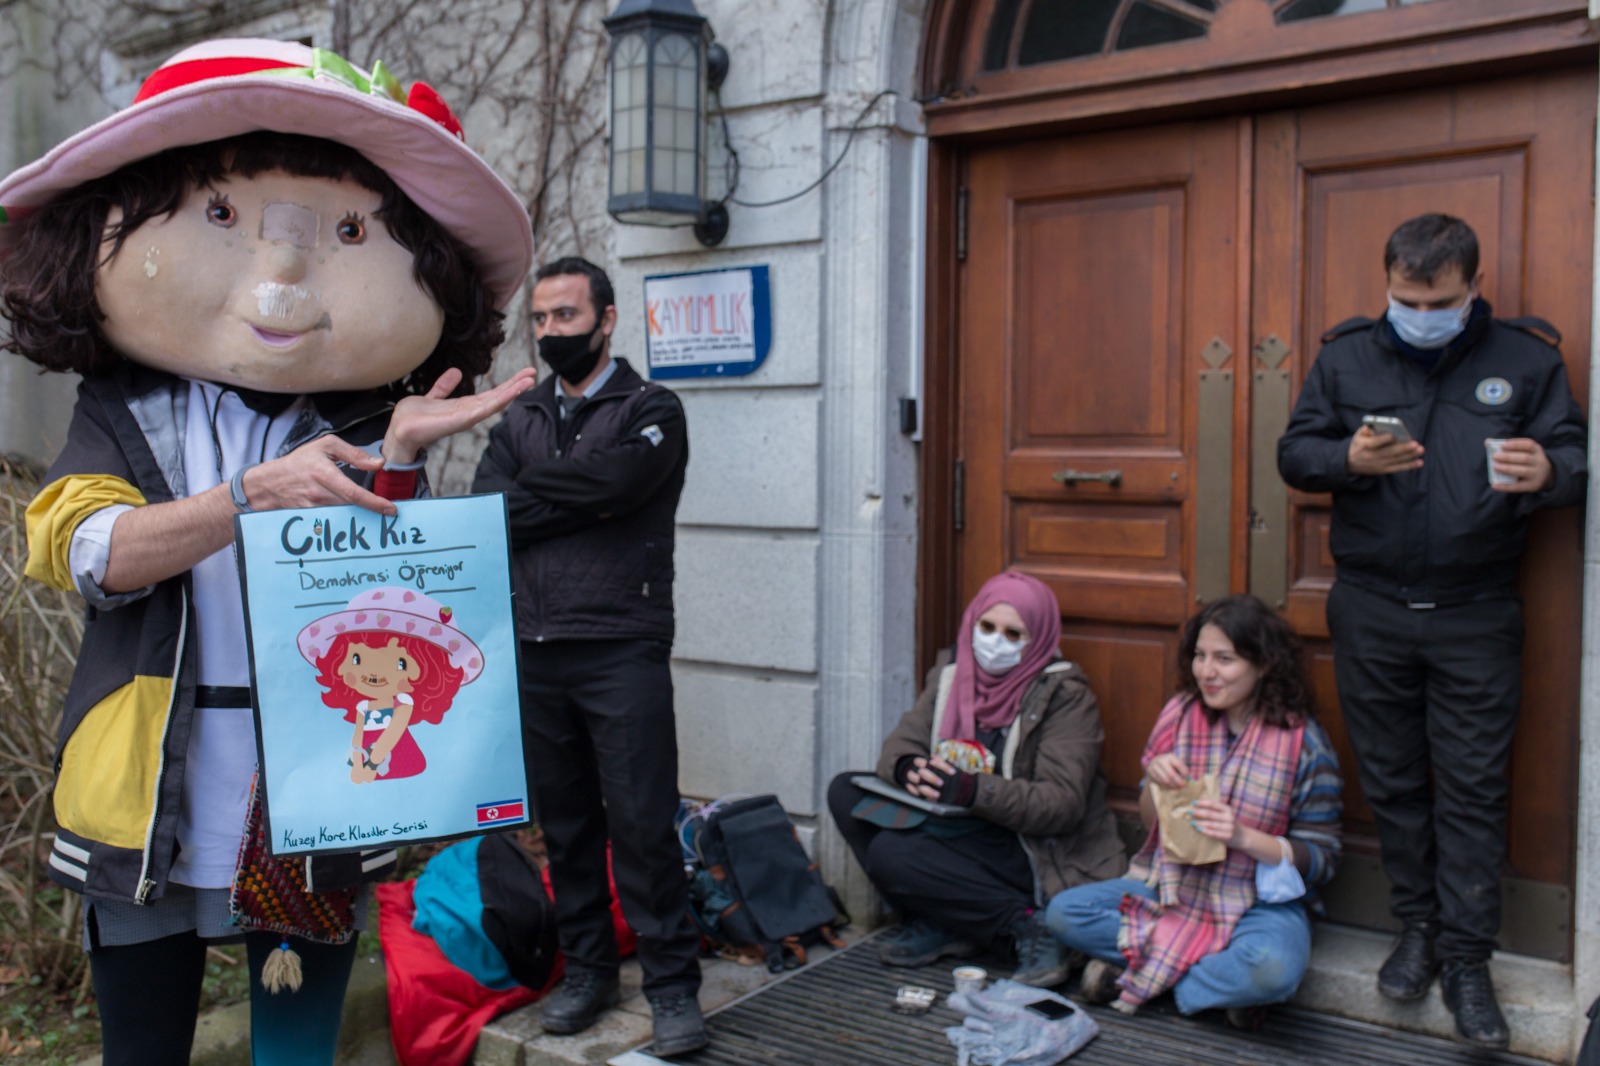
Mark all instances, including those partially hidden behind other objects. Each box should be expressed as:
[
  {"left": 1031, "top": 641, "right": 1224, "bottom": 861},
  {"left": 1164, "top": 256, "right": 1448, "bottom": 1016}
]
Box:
[
  {"left": 1485, "top": 438, "right": 1517, "bottom": 486},
  {"left": 952, "top": 965, "right": 987, "bottom": 996}
]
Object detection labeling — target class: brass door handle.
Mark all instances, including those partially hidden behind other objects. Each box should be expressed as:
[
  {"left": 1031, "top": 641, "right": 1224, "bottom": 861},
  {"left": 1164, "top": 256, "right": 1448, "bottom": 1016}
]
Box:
[{"left": 1052, "top": 468, "right": 1123, "bottom": 487}]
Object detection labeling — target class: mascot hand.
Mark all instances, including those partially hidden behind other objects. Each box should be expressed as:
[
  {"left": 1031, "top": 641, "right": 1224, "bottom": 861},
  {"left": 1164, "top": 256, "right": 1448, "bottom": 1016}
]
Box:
[
  {"left": 243, "top": 437, "right": 395, "bottom": 515},
  {"left": 383, "top": 366, "right": 539, "bottom": 465}
]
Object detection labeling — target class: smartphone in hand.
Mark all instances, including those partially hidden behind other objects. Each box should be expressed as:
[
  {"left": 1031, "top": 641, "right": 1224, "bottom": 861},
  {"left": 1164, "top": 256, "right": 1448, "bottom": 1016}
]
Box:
[{"left": 1361, "top": 413, "right": 1414, "bottom": 444}]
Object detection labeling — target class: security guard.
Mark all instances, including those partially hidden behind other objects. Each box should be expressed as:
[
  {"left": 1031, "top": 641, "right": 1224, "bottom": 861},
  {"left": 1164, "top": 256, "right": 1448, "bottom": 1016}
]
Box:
[{"left": 1277, "top": 214, "right": 1586, "bottom": 1051}]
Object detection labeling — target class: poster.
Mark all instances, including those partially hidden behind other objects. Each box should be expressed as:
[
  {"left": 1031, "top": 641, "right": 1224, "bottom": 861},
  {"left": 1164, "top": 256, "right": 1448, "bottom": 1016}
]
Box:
[
  {"left": 644, "top": 265, "right": 772, "bottom": 380},
  {"left": 236, "top": 494, "right": 528, "bottom": 856}
]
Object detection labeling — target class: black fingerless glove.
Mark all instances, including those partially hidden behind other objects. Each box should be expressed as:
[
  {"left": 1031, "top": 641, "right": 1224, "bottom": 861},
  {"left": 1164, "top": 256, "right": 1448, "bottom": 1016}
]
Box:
[
  {"left": 932, "top": 767, "right": 977, "bottom": 808},
  {"left": 893, "top": 754, "right": 921, "bottom": 789}
]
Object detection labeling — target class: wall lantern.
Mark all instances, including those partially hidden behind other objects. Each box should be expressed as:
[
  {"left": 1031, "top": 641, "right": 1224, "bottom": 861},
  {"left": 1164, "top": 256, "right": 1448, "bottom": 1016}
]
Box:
[{"left": 603, "top": 0, "right": 731, "bottom": 246}]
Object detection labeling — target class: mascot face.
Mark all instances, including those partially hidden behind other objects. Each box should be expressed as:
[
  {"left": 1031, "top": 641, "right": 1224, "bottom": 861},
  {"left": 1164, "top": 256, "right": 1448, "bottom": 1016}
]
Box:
[{"left": 96, "top": 168, "right": 445, "bottom": 393}]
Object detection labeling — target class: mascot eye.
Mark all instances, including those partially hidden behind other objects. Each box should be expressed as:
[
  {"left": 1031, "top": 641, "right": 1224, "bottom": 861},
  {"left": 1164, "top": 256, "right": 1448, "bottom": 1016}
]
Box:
[
  {"left": 350, "top": 652, "right": 361, "bottom": 666},
  {"left": 397, "top": 657, "right": 409, "bottom": 671},
  {"left": 336, "top": 214, "right": 367, "bottom": 244},
  {"left": 205, "top": 196, "right": 237, "bottom": 227}
]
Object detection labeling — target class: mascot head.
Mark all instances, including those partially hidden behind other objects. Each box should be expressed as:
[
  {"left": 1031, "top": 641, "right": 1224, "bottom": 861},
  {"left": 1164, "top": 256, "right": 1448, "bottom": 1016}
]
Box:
[{"left": 0, "top": 38, "right": 533, "bottom": 395}]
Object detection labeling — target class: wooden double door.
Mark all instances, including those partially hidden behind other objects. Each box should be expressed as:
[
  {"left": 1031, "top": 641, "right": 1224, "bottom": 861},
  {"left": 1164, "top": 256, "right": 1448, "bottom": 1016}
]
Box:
[{"left": 955, "top": 68, "right": 1594, "bottom": 957}]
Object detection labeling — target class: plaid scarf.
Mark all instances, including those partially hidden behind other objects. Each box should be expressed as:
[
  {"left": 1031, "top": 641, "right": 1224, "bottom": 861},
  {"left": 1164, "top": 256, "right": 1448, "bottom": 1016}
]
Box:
[{"left": 1116, "top": 696, "right": 1303, "bottom": 1005}]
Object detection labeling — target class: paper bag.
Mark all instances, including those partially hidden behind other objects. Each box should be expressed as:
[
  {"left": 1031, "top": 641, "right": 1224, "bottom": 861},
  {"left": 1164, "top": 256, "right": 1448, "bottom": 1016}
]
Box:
[{"left": 1150, "top": 774, "right": 1226, "bottom": 865}]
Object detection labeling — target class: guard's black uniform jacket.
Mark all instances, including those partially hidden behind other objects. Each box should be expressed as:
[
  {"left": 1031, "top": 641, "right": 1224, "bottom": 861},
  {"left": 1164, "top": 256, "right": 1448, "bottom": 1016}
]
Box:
[
  {"left": 1277, "top": 301, "right": 1586, "bottom": 603},
  {"left": 471, "top": 357, "right": 687, "bottom": 641}
]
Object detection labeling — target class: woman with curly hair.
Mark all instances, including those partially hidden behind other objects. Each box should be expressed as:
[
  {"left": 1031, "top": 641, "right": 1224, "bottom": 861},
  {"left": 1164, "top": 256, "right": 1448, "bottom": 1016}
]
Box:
[{"left": 1045, "top": 594, "right": 1344, "bottom": 1028}]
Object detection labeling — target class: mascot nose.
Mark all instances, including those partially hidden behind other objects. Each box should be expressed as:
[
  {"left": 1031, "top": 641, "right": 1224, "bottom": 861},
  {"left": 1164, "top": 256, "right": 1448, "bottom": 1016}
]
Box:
[{"left": 265, "top": 244, "right": 307, "bottom": 284}]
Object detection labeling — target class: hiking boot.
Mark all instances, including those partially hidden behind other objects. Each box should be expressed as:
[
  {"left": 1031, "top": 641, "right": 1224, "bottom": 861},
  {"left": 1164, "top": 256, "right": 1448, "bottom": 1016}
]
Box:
[
  {"left": 1009, "top": 911, "right": 1071, "bottom": 988},
  {"left": 877, "top": 918, "right": 976, "bottom": 967},
  {"left": 1441, "top": 960, "right": 1510, "bottom": 1050},
  {"left": 539, "top": 969, "right": 621, "bottom": 1035},
  {"left": 1079, "top": 958, "right": 1125, "bottom": 1005},
  {"left": 648, "top": 992, "right": 709, "bottom": 1056},
  {"left": 1378, "top": 921, "right": 1439, "bottom": 1001}
]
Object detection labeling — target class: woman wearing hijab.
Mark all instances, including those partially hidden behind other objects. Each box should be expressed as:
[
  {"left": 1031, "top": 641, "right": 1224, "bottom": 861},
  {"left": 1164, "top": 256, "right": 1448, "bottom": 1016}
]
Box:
[{"left": 827, "top": 571, "right": 1125, "bottom": 987}]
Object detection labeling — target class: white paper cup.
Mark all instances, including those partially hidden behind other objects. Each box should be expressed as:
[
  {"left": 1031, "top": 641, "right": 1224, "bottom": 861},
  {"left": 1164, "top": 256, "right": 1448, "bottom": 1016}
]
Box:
[
  {"left": 1485, "top": 438, "right": 1516, "bottom": 486},
  {"left": 952, "top": 965, "right": 987, "bottom": 996}
]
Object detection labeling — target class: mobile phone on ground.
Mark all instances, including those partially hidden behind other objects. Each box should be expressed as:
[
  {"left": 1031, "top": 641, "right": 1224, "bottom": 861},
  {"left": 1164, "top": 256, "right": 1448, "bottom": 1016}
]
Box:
[
  {"left": 1361, "top": 414, "right": 1414, "bottom": 443},
  {"left": 1023, "top": 998, "right": 1077, "bottom": 1020}
]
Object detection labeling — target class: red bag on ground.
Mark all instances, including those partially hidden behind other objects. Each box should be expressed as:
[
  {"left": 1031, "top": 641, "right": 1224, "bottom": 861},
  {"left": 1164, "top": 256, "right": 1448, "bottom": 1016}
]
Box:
[{"left": 377, "top": 858, "right": 637, "bottom": 1066}]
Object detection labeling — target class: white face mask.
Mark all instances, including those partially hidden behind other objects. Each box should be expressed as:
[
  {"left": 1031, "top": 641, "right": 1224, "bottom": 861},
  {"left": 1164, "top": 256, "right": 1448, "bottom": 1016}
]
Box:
[
  {"left": 1387, "top": 293, "right": 1472, "bottom": 350},
  {"left": 972, "top": 624, "right": 1027, "bottom": 675}
]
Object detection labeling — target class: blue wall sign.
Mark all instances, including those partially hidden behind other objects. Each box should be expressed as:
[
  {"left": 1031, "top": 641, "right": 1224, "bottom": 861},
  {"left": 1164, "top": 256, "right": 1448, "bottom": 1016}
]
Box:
[{"left": 644, "top": 265, "right": 772, "bottom": 380}]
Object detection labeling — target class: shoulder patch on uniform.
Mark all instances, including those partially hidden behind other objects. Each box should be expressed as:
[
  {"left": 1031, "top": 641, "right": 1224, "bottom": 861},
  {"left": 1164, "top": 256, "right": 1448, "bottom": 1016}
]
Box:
[
  {"left": 1500, "top": 316, "right": 1562, "bottom": 347},
  {"left": 641, "top": 424, "right": 664, "bottom": 446},
  {"left": 1321, "top": 316, "right": 1376, "bottom": 344}
]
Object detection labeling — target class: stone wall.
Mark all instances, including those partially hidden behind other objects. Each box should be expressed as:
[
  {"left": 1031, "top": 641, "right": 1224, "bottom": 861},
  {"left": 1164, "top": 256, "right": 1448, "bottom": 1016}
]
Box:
[{"left": 604, "top": 2, "right": 928, "bottom": 920}]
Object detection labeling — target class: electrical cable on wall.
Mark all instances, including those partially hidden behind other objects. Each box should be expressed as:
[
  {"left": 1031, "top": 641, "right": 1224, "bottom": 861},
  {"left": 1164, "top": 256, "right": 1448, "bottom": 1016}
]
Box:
[{"left": 715, "top": 89, "right": 903, "bottom": 210}]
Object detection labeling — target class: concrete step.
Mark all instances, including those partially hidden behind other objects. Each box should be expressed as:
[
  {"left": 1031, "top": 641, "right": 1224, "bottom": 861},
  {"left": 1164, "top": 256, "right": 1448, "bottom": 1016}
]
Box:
[
  {"left": 474, "top": 939, "right": 858, "bottom": 1066},
  {"left": 1292, "top": 923, "right": 1574, "bottom": 1063},
  {"left": 476, "top": 925, "right": 1578, "bottom": 1066}
]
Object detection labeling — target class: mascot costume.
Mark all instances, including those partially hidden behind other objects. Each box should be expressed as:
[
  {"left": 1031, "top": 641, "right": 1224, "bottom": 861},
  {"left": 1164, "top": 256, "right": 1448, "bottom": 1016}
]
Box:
[{"left": 0, "top": 38, "right": 536, "bottom": 1065}]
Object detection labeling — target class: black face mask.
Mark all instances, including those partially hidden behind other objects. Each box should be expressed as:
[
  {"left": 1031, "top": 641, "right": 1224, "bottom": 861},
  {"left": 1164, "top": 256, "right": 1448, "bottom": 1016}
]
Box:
[{"left": 538, "top": 324, "right": 604, "bottom": 384}]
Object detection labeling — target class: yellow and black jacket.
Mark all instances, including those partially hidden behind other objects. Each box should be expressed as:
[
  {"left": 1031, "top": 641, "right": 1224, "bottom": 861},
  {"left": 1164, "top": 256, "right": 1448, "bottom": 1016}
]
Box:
[{"left": 27, "top": 364, "right": 403, "bottom": 905}]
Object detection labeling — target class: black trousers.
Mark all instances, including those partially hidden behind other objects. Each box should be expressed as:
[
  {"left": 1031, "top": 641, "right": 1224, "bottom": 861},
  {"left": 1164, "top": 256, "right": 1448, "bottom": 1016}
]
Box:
[
  {"left": 518, "top": 638, "right": 700, "bottom": 996},
  {"left": 1326, "top": 580, "right": 1523, "bottom": 962},
  {"left": 827, "top": 772, "right": 1034, "bottom": 946}
]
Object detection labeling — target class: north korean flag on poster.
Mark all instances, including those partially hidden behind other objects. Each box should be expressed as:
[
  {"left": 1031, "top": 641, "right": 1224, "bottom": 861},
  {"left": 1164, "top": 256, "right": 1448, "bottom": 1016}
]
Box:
[{"left": 476, "top": 799, "right": 526, "bottom": 827}]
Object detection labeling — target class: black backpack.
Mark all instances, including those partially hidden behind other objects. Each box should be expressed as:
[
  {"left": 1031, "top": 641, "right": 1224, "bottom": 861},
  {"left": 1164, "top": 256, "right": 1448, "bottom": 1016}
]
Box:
[
  {"left": 685, "top": 794, "right": 848, "bottom": 972},
  {"left": 412, "top": 833, "right": 559, "bottom": 990},
  {"left": 477, "top": 834, "right": 560, "bottom": 990}
]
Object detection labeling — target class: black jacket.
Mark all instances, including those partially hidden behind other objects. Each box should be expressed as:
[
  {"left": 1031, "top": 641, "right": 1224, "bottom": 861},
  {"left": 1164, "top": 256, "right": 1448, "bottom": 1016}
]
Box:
[
  {"left": 1277, "top": 303, "right": 1586, "bottom": 603},
  {"left": 471, "top": 358, "right": 687, "bottom": 641}
]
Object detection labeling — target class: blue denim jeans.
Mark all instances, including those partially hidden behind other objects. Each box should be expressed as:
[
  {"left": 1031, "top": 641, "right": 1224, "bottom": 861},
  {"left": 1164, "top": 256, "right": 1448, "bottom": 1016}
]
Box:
[{"left": 1044, "top": 877, "right": 1311, "bottom": 1014}]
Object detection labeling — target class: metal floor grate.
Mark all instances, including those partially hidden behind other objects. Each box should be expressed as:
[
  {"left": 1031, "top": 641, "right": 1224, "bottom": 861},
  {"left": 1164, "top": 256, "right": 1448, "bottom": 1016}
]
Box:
[{"left": 612, "top": 936, "right": 1554, "bottom": 1066}]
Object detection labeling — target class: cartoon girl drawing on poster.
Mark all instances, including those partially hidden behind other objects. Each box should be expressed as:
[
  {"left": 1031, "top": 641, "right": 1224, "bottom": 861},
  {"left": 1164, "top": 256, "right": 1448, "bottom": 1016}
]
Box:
[{"left": 298, "top": 587, "right": 484, "bottom": 783}]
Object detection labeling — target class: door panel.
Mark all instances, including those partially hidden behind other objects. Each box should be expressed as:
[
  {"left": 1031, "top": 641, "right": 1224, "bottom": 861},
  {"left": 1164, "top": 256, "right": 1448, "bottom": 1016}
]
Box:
[
  {"left": 1254, "top": 70, "right": 1594, "bottom": 933},
  {"left": 961, "top": 119, "right": 1244, "bottom": 807}
]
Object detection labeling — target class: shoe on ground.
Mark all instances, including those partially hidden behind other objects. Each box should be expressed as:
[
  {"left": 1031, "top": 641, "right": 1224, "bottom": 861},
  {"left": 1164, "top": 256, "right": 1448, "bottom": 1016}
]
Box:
[
  {"left": 1010, "top": 911, "right": 1071, "bottom": 988},
  {"left": 1441, "top": 959, "right": 1510, "bottom": 1050},
  {"left": 1225, "top": 1005, "right": 1269, "bottom": 1031},
  {"left": 539, "top": 968, "right": 621, "bottom": 1035},
  {"left": 649, "top": 992, "right": 709, "bottom": 1056},
  {"left": 1377, "top": 920, "right": 1439, "bottom": 1001},
  {"left": 1079, "top": 958, "right": 1125, "bottom": 1005},
  {"left": 877, "top": 917, "right": 977, "bottom": 967}
]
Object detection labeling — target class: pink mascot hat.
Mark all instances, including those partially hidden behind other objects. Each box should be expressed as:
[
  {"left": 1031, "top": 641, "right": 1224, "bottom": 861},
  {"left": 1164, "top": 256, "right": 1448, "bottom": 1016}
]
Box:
[
  {"left": 0, "top": 38, "right": 532, "bottom": 309},
  {"left": 298, "top": 587, "right": 484, "bottom": 684}
]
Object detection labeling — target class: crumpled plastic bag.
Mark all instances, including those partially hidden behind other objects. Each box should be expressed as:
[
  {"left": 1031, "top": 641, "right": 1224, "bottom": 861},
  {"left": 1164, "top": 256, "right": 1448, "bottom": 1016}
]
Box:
[{"left": 943, "top": 978, "right": 1099, "bottom": 1065}]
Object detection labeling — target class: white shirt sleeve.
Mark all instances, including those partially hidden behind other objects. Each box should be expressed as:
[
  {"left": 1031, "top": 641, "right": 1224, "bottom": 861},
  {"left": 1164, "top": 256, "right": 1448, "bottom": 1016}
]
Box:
[{"left": 67, "top": 505, "right": 156, "bottom": 608}]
